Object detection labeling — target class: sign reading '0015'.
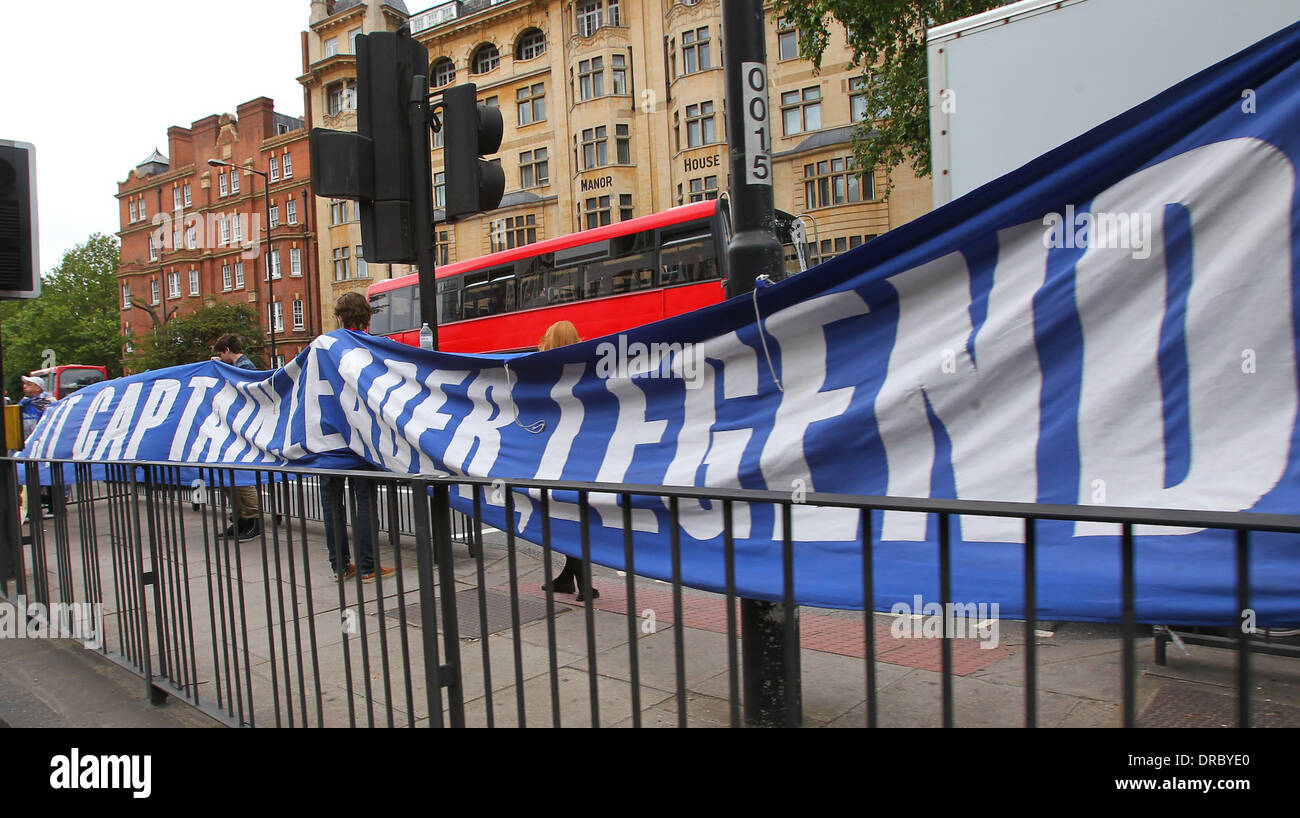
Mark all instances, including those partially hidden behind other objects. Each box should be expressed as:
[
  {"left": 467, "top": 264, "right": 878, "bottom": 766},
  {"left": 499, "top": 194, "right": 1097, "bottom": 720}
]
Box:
[{"left": 741, "top": 62, "right": 772, "bottom": 185}]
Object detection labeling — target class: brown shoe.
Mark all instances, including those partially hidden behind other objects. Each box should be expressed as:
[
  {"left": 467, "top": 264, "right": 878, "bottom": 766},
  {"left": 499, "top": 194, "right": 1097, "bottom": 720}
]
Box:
[
  {"left": 361, "top": 566, "right": 395, "bottom": 583},
  {"left": 333, "top": 565, "right": 356, "bottom": 581}
]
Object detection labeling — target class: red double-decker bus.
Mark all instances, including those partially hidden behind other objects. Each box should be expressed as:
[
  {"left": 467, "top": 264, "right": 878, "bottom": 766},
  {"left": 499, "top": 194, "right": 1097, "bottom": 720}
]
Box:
[{"left": 367, "top": 199, "right": 806, "bottom": 352}]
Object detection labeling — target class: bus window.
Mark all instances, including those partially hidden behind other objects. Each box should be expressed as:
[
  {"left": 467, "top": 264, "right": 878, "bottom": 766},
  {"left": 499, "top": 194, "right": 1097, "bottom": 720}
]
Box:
[
  {"left": 437, "top": 277, "right": 462, "bottom": 323},
  {"left": 463, "top": 266, "right": 516, "bottom": 318},
  {"left": 387, "top": 285, "right": 416, "bottom": 332},
  {"left": 548, "top": 266, "right": 580, "bottom": 304},
  {"left": 587, "top": 250, "right": 655, "bottom": 296},
  {"left": 518, "top": 257, "right": 548, "bottom": 310},
  {"left": 368, "top": 292, "right": 390, "bottom": 335},
  {"left": 660, "top": 238, "right": 717, "bottom": 286}
]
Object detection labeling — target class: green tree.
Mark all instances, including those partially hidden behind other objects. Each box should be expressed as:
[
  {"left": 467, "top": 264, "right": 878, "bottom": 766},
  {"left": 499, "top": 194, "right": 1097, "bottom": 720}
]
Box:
[
  {"left": 773, "top": 0, "right": 1011, "bottom": 197},
  {"left": 129, "top": 302, "right": 268, "bottom": 372},
  {"left": 0, "top": 233, "right": 125, "bottom": 398}
]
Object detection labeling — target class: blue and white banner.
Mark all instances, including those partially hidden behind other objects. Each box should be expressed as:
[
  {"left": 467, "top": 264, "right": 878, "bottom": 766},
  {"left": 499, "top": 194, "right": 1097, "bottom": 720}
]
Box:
[{"left": 22, "top": 22, "right": 1300, "bottom": 624}]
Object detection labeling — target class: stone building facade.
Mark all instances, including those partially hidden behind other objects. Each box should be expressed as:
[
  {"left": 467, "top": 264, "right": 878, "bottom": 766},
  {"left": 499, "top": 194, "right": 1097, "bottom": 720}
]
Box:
[{"left": 300, "top": 0, "right": 931, "bottom": 329}]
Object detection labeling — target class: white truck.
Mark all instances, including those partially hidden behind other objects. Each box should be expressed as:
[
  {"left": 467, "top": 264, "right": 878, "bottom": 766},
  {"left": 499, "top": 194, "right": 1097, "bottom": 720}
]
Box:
[{"left": 927, "top": 0, "right": 1300, "bottom": 208}]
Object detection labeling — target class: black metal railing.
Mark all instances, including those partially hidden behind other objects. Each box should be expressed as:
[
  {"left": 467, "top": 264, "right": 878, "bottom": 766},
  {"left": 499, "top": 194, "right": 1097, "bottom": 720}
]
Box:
[{"left": 2, "top": 455, "right": 1297, "bottom": 728}]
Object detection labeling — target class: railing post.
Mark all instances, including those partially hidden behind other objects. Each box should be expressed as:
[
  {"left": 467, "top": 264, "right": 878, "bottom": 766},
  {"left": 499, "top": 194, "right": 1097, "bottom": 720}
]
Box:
[{"left": 742, "top": 502, "right": 802, "bottom": 727}]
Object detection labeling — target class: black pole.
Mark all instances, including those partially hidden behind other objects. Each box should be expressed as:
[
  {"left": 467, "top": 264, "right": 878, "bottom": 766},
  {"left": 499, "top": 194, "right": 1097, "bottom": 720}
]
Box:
[
  {"left": 723, "top": 0, "right": 801, "bottom": 727},
  {"left": 262, "top": 170, "right": 276, "bottom": 365},
  {"left": 722, "top": 0, "right": 785, "bottom": 299},
  {"left": 0, "top": 319, "right": 15, "bottom": 593},
  {"left": 410, "top": 72, "right": 438, "bottom": 350}
]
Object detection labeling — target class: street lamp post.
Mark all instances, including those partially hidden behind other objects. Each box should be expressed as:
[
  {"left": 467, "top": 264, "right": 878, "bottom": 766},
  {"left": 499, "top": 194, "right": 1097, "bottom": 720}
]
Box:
[{"left": 208, "top": 158, "right": 276, "bottom": 366}]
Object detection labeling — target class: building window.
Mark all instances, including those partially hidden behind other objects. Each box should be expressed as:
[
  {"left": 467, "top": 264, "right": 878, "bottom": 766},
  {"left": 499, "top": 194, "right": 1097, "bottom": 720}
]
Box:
[
  {"left": 269, "top": 302, "right": 284, "bottom": 333},
  {"left": 189, "top": 268, "right": 200, "bottom": 296},
  {"left": 167, "top": 271, "right": 180, "bottom": 299},
  {"left": 578, "top": 57, "right": 604, "bottom": 100},
  {"left": 330, "top": 199, "right": 349, "bottom": 225},
  {"left": 138, "top": 198, "right": 146, "bottom": 219},
  {"left": 471, "top": 43, "right": 500, "bottom": 75},
  {"left": 619, "top": 194, "right": 633, "bottom": 221},
  {"left": 437, "top": 230, "right": 450, "bottom": 266},
  {"left": 850, "top": 76, "right": 869, "bottom": 122},
  {"left": 269, "top": 205, "right": 280, "bottom": 229},
  {"left": 286, "top": 199, "right": 298, "bottom": 225},
  {"left": 219, "top": 174, "right": 229, "bottom": 197},
  {"left": 230, "top": 171, "right": 240, "bottom": 194},
  {"left": 688, "top": 175, "right": 719, "bottom": 202},
  {"left": 520, "top": 148, "right": 549, "bottom": 188},
  {"left": 231, "top": 215, "right": 243, "bottom": 244},
  {"left": 148, "top": 235, "right": 158, "bottom": 261},
  {"left": 616, "top": 124, "right": 630, "bottom": 164},
  {"left": 293, "top": 299, "right": 305, "bottom": 331},
  {"left": 516, "top": 83, "right": 545, "bottom": 126},
  {"left": 151, "top": 279, "right": 160, "bottom": 305},
  {"left": 612, "top": 54, "right": 627, "bottom": 95},
  {"left": 267, "top": 250, "right": 281, "bottom": 280},
  {"left": 348, "top": 27, "right": 362, "bottom": 52},
  {"left": 778, "top": 18, "right": 799, "bottom": 61},
  {"left": 327, "top": 80, "right": 357, "bottom": 115},
  {"left": 184, "top": 183, "right": 192, "bottom": 206},
  {"left": 432, "top": 57, "right": 456, "bottom": 87},
  {"left": 583, "top": 196, "right": 611, "bottom": 230},
  {"left": 234, "top": 262, "right": 245, "bottom": 289},
  {"left": 810, "top": 234, "right": 876, "bottom": 266},
  {"left": 324, "top": 37, "right": 338, "bottom": 57},
  {"left": 355, "top": 245, "right": 368, "bottom": 278},
  {"left": 434, "top": 172, "right": 445, "bottom": 208},
  {"left": 804, "top": 156, "right": 872, "bottom": 208},
  {"left": 222, "top": 263, "right": 232, "bottom": 291},
  {"left": 173, "top": 187, "right": 182, "bottom": 210},
  {"left": 290, "top": 247, "right": 302, "bottom": 277},
  {"left": 685, "top": 101, "right": 715, "bottom": 147},
  {"left": 581, "top": 126, "right": 608, "bottom": 169},
  {"left": 282, "top": 153, "right": 293, "bottom": 178},
  {"left": 129, "top": 200, "right": 137, "bottom": 222},
  {"left": 516, "top": 28, "right": 546, "bottom": 60},
  {"left": 577, "top": 0, "right": 618, "bottom": 36},
  {"left": 122, "top": 283, "right": 131, "bottom": 309},
  {"left": 682, "top": 27, "right": 711, "bottom": 74},
  {"left": 185, "top": 226, "right": 197, "bottom": 250},
  {"left": 269, "top": 156, "right": 280, "bottom": 181},
  {"left": 781, "top": 86, "right": 822, "bottom": 135},
  {"left": 490, "top": 214, "right": 537, "bottom": 252},
  {"left": 332, "top": 247, "right": 350, "bottom": 281}
]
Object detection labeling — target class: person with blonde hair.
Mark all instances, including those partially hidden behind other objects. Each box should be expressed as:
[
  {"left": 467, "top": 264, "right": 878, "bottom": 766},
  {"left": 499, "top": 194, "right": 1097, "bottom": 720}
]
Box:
[{"left": 537, "top": 320, "right": 598, "bottom": 601}]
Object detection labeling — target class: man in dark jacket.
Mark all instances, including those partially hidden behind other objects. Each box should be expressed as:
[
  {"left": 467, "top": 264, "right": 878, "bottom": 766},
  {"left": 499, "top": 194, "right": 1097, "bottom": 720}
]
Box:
[{"left": 212, "top": 334, "right": 262, "bottom": 540}]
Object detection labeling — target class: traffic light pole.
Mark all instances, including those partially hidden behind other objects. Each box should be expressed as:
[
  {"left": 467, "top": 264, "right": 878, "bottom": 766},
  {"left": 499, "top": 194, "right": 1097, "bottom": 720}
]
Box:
[
  {"left": 722, "top": 0, "right": 802, "bottom": 728},
  {"left": 410, "top": 75, "right": 438, "bottom": 351}
]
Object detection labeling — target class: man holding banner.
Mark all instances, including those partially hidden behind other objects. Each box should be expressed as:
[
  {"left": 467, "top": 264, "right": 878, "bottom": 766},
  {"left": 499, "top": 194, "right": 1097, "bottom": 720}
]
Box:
[{"left": 321, "top": 294, "right": 394, "bottom": 583}]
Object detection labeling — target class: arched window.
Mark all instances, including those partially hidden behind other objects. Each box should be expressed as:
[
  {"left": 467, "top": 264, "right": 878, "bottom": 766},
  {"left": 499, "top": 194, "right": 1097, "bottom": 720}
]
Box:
[
  {"left": 431, "top": 57, "right": 456, "bottom": 87},
  {"left": 471, "top": 43, "right": 500, "bottom": 75},
  {"left": 516, "top": 28, "right": 546, "bottom": 60}
]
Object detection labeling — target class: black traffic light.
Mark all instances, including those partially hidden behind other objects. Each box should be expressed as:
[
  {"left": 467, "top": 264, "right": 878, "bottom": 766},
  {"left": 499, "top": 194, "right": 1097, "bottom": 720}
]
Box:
[
  {"left": 310, "top": 30, "right": 431, "bottom": 263},
  {"left": 0, "top": 140, "right": 40, "bottom": 300},
  {"left": 441, "top": 84, "right": 505, "bottom": 223}
]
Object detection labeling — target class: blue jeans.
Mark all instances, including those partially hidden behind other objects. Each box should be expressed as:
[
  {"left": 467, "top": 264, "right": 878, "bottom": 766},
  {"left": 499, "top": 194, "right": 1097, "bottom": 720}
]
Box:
[{"left": 320, "top": 475, "right": 378, "bottom": 574}]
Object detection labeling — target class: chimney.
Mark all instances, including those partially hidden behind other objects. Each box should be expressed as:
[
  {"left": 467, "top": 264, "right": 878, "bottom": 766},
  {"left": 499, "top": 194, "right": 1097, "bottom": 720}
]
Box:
[
  {"left": 236, "top": 97, "right": 277, "bottom": 145},
  {"left": 167, "top": 125, "right": 194, "bottom": 169}
]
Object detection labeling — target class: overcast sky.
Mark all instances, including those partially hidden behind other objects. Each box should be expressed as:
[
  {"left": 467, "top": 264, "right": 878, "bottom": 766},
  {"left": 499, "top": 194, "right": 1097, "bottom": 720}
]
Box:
[{"left": 0, "top": 1, "right": 314, "bottom": 274}]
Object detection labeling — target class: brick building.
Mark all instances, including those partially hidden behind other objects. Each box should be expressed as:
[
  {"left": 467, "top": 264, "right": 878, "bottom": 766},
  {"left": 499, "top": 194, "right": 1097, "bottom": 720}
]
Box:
[
  {"left": 115, "top": 98, "right": 320, "bottom": 368},
  {"left": 300, "top": 0, "right": 931, "bottom": 333}
]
